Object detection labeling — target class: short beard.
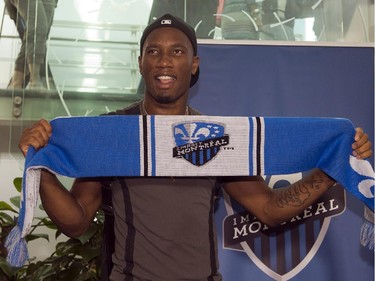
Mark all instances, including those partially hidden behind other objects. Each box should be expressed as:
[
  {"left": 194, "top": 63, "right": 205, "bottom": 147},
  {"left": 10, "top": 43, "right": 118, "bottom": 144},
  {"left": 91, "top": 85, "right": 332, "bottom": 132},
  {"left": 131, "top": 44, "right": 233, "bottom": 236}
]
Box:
[
  {"left": 152, "top": 91, "right": 187, "bottom": 105},
  {"left": 155, "top": 96, "right": 175, "bottom": 104}
]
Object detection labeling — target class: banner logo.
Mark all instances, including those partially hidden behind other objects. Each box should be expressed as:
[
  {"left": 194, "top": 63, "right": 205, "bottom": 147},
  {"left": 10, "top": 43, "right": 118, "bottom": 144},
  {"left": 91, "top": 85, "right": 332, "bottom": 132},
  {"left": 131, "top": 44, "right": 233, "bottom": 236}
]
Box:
[
  {"left": 222, "top": 174, "right": 346, "bottom": 281},
  {"left": 172, "top": 122, "right": 229, "bottom": 166}
]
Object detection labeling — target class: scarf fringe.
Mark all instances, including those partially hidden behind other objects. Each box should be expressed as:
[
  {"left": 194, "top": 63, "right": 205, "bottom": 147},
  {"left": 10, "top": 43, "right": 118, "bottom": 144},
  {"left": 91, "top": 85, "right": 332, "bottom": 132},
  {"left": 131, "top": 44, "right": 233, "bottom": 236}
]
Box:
[
  {"left": 360, "top": 207, "right": 374, "bottom": 251},
  {"left": 360, "top": 221, "right": 374, "bottom": 250},
  {"left": 5, "top": 225, "right": 29, "bottom": 267}
]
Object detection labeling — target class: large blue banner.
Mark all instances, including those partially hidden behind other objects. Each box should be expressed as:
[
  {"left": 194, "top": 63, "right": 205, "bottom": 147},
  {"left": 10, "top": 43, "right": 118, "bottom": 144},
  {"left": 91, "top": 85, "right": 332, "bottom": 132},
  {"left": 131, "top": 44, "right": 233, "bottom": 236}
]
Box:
[{"left": 189, "top": 44, "right": 374, "bottom": 281}]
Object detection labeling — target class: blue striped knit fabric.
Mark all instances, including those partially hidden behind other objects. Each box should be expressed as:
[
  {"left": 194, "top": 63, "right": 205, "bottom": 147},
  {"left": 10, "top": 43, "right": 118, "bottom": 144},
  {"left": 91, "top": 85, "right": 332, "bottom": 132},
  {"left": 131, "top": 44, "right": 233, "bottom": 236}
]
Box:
[{"left": 6, "top": 115, "right": 375, "bottom": 266}]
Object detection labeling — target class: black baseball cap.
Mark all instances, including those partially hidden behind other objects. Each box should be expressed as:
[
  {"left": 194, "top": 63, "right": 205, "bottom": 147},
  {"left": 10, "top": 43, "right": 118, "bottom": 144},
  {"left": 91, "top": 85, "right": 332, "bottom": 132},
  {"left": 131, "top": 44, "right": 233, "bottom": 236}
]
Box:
[{"left": 140, "top": 13, "right": 199, "bottom": 87}]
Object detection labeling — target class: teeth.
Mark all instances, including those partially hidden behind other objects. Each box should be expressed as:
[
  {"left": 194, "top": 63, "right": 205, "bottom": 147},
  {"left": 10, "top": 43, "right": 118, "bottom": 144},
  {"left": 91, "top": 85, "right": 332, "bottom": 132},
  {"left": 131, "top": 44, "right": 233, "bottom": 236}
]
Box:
[{"left": 157, "top": 76, "right": 175, "bottom": 81}]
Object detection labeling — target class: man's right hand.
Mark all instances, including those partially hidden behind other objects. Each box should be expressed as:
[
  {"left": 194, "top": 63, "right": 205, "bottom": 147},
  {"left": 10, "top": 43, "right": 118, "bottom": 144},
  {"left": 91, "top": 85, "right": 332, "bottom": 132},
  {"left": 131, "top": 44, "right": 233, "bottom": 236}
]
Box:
[{"left": 19, "top": 119, "right": 52, "bottom": 157}]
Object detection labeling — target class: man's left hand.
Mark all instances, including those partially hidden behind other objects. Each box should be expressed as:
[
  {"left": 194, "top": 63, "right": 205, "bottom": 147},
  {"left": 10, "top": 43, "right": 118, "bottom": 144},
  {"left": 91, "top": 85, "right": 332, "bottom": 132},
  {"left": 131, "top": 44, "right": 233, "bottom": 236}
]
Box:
[{"left": 352, "top": 127, "right": 372, "bottom": 159}]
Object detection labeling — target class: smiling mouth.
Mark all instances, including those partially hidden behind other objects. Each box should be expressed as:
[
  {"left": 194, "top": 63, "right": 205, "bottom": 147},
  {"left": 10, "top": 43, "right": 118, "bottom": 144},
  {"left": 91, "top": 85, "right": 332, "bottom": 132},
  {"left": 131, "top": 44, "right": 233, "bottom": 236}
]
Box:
[{"left": 156, "top": 75, "right": 176, "bottom": 82}]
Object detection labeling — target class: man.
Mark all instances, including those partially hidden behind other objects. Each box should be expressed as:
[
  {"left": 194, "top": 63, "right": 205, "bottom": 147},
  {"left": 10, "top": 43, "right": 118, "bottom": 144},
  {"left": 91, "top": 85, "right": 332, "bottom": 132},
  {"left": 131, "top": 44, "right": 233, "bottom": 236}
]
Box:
[
  {"left": 7, "top": 0, "right": 57, "bottom": 90},
  {"left": 148, "top": 0, "right": 219, "bottom": 39},
  {"left": 18, "top": 14, "right": 372, "bottom": 281}
]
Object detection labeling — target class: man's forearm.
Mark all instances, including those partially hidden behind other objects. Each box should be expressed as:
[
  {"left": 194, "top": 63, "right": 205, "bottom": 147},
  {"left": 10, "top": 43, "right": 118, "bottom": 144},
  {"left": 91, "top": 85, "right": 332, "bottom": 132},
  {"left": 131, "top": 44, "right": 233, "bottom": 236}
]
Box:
[
  {"left": 39, "top": 170, "right": 88, "bottom": 237},
  {"left": 267, "top": 169, "right": 335, "bottom": 225},
  {"left": 275, "top": 169, "right": 335, "bottom": 209}
]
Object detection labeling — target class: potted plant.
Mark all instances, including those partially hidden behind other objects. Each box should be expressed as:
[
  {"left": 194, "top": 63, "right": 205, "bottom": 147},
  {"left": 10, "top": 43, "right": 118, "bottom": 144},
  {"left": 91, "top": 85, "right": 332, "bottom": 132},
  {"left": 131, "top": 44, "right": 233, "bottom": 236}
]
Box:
[{"left": 0, "top": 177, "right": 103, "bottom": 281}]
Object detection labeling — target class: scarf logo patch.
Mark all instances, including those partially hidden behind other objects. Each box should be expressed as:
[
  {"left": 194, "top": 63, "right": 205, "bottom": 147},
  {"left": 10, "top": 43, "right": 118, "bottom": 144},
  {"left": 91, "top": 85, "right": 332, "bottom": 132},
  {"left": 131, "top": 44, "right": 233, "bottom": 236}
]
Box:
[{"left": 172, "top": 122, "right": 229, "bottom": 166}]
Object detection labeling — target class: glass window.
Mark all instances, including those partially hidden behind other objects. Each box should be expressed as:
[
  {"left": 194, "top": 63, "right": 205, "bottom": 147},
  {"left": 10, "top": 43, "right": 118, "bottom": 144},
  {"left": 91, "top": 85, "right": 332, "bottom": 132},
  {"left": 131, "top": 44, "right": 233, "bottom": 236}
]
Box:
[{"left": 0, "top": 0, "right": 373, "bottom": 155}]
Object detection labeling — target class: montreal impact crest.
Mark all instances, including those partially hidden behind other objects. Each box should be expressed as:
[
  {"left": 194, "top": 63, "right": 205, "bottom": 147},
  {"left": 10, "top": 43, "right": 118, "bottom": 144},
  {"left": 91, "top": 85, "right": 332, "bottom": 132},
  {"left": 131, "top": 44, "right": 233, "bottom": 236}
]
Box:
[{"left": 172, "top": 121, "right": 229, "bottom": 166}]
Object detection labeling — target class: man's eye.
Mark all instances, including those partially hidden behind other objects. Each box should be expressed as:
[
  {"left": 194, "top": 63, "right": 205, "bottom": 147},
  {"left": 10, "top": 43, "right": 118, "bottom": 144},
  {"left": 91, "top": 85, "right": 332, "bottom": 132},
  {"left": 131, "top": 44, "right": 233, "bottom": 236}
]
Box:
[
  {"left": 173, "top": 49, "right": 184, "bottom": 54},
  {"left": 147, "top": 49, "right": 158, "bottom": 54}
]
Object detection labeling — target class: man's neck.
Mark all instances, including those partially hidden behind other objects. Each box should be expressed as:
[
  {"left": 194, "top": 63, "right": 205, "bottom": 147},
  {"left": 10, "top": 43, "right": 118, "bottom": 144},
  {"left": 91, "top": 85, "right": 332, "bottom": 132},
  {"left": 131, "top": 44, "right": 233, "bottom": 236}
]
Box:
[{"left": 141, "top": 99, "right": 189, "bottom": 115}]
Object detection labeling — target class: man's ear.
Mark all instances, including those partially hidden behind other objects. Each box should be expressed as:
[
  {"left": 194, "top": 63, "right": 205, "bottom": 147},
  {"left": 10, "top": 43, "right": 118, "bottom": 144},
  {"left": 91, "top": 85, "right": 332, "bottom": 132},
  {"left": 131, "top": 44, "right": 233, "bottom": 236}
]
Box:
[
  {"left": 192, "top": 56, "right": 200, "bottom": 75},
  {"left": 138, "top": 56, "right": 143, "bottom": 76}
]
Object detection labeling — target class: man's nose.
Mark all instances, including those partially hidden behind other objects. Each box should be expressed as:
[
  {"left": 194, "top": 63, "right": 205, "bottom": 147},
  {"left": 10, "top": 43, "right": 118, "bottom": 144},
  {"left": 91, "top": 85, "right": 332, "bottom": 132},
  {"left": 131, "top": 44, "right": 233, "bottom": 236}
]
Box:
[{"left": 157, "top": 53, "right": 173, "bottom": 67}]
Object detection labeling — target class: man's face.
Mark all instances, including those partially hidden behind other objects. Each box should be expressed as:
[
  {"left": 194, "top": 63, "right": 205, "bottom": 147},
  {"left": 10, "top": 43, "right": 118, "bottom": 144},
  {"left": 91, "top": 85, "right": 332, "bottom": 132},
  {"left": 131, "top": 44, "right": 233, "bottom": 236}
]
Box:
[{"left": 138, "top": 27, "right": 199, "bottom": 104}]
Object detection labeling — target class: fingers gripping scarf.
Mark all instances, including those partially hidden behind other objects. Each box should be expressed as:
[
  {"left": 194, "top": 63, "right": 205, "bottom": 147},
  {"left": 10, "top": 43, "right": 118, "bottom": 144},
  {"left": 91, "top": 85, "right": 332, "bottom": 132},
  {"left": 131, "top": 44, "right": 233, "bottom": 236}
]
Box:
[{"left": 6, "top": 115, "right": 375, "bottom": 267}]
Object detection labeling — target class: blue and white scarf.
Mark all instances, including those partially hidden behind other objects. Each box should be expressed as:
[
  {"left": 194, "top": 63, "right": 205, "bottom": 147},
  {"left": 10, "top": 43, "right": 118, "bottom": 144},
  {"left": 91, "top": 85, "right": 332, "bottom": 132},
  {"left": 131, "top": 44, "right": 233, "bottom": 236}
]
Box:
[{"left": 6, "top": 115, "right": 375, "bottom": 267}]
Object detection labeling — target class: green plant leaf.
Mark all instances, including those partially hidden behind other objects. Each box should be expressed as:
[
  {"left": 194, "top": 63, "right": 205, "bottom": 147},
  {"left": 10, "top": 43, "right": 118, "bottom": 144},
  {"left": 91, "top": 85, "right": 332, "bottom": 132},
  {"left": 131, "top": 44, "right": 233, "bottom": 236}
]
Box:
[
  {"left": 13, "top": 265, "right": 28, "bottom": 280},
  {"left": 0, "top": 201, "right": 17, "bottom": 213},
  {"left": 50, "top": 254, "right": 75, "bottom": 271},
  {"left": 32, "top": 217, "right": 56, "bottom": 230},
  {"left": 79, "top": 264, "right": 101, "bottom": 281},
  {"left": 13, "top": 177, "right": 22, "bottom": 193},
  {"left": 40, "top": 217, "right": 57, "bottom": 230},
  {"left": 55, "top": 229, "right": 63, "bottom": 239},
  {"left": 78, "top": 244, "right": 102, "bottom": 263},
  {"left": 9, "top": 196, "right": 21, "bottom": 209},
  {"left": 57, "top": 261, "right": 84, "bottom": 281},
  {"left": 95, "top": 210, "right": 105, "bottom": 224},
  {"left": 24, "top": 262, "right": 55, "bottom": 280},
  {"left": 0, "top": 211, "right": 16, "bottom": 226},
  {"left": 77, "top": 223, "right": 98, "bottom": 244},
  {"left": 0, "top": 256, "right": 19, "bottom": 278},
  {"left": 55, "top": 239, "right": 81, "bottom": 256},
  {"left": 25, "top": 233, "right": 50, "bottom": 242}
]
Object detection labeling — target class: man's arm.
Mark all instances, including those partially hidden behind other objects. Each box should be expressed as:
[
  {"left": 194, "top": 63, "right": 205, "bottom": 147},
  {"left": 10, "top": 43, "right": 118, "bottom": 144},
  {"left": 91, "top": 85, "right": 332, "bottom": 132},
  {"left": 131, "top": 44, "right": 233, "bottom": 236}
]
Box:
[
  {"left": 19, "top": 119, "right": 102, "bottom": 238},
  {"left": 224, "top": 169, "right": 334, "bottom": 226},
  {"left": 39, "top": 172, "right": 102, "bottom": 238},
  {"left": 224, "top": 127, "right": 372, "bottom": 226}
]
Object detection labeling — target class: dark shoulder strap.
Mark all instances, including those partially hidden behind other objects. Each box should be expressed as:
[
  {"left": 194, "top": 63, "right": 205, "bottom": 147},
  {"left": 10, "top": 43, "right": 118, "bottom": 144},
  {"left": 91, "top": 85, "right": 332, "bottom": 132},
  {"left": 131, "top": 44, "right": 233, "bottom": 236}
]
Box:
[{"left": 187, "top": 105, "right": 201, "bottom": 116}]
